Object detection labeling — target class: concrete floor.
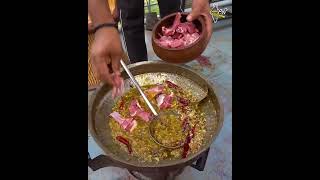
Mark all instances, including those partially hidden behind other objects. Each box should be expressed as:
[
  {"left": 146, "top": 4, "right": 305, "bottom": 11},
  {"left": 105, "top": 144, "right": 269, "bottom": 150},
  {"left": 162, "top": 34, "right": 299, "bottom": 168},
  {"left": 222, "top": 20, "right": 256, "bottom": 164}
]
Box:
[{"left": 89, "top": 23, "right": 232, "bottom": 180}]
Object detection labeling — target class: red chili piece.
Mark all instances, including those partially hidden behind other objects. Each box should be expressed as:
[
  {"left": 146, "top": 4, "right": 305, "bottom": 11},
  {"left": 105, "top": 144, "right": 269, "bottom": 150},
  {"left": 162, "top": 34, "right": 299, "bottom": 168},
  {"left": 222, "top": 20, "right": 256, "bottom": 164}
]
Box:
[
  {"left": 116, "top": 136, "right": 132, "bottom": 154},
  {"left": 177, "top": 96, "right": 189, "bottom": 106},
  {"left": 191, "top": 124, "right": 196, "bottom": 138},
  {"left": 182, "top": 116, "right": 190, "bottom": 132},
  {"left": 119, "top": 99, "right": 125, "bottom": 110},
  {"left": 182, "top": 134, "right": 191, "bottom": 158},
  {"left": 165, "top": 80, "right": 179, "bottom": 89},
  {"left": 182, "top": 123, "right": 197, "bottom": 158}
]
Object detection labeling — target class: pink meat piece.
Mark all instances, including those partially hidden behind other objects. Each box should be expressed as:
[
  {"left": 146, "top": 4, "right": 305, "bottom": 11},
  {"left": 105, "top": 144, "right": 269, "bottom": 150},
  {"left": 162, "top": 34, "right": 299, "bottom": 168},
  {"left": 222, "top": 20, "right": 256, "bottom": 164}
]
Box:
[
  {"left": 196, "top": 55, "right": 212, "bottom": 67},
  {"left": 172, "top": 13, "right": 182, "bottom": 28},
  {"left": 162, "top": 12, "right": 182, "bottom": 36},
  {"left": 161, "top": 92, "right": 174, "bottom": 109},
  {"left": 191, "top": 32, "right": 200, "bottom": 39},
  {"left": 162, "top": 26, "right": 175, "bottom": 36},
  {"left": 183, "top": 32, "right": 200, "bottom": 46},
  {"left": 159, "top": 35, "right": 173, "bottom": 41},
  {"left": 120, "top": 119, "right": 131, "bottom": 129},
  {"left": 170, "top": 39, "right": 184, "bottom": 48},
  {"left": 183, "top": 35, "right": 192, "bottom": 46},
  {"left": 129, "top": 100, "right": 151, "bottom": 122},
  {"left": 185, "top": 22, "right": 197, "bottom": 33},
  {"left": 155, "top": 12, "right": 200, "bottom": 49},
  {"left": 176, "top": 24, "right": 187, "bottom": 34},
  {"left": 125, "top": 120, "right": 137, "bottom": 132},
  {"left": 110, "top": 111, "right": 128, "bottom": 124},
  {"left": 110, "top": 112, "right": 137, "bottom": 132},
  {"left": 156, "top": 36, "right": 174, "bottom": 48},
  {"left": 129, "top": 99, "right": 142, "bottom": 116},
  {"left": 176, "top": 22, "right": 196, "bottom": 34},
  {"left": 172, "top": 32, "right": 184, "bottom": 39},
  {"left": 147, "top": 84, "right": 164, "bottom": 93},
  {"left": 146, "top": 84, "right": 164, "bottom": 97},
  {"left": 137, "top": 111, "right": 151, "bottom": 122},
  {"left": 156, "top": 92, "right": 174, "bottom": 109},
  {"left": 156, "top": 94, "right": 165, "bottom": 107},
  {"left": 155, "top": 39, "right": 170, "bottom": 48}
]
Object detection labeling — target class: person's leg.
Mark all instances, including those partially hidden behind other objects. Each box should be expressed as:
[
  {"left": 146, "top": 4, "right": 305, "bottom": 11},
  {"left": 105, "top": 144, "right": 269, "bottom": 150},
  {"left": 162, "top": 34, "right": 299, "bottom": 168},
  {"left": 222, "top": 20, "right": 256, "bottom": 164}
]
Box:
[
  {"left": 118, "top": 0, "right": 147, "bottom": 63},
  {"left": 158, "top": 0, "right": 183, "bottom": 18}
]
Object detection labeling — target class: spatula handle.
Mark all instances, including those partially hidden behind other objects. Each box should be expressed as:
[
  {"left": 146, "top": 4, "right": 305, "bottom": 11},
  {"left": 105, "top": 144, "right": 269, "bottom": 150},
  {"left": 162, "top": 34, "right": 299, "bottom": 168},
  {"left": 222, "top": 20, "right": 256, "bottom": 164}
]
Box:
[{"left": 120, "top": 60, "right": 158, "bottom": 116}]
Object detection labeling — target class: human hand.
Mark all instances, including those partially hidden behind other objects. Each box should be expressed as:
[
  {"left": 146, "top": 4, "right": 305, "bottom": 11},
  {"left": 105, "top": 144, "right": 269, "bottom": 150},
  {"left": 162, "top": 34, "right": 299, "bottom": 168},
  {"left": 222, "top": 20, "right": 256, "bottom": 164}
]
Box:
[
  {"left": 90, "top": 27, "right": 124, "bottom": 97},
  {"left": 187, "top": 0, "right": 213, "bottom": 44}
]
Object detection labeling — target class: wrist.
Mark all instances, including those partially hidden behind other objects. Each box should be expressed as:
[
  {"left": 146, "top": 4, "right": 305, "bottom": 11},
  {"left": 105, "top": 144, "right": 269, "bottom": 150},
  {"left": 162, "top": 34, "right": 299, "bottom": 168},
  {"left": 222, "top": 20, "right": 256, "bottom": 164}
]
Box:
[
  {"left": 94, "top": 22, "right": 118, "bottom": 34},
  {"left": 94, "top": 24, "right": 119, "bottom": 37}
]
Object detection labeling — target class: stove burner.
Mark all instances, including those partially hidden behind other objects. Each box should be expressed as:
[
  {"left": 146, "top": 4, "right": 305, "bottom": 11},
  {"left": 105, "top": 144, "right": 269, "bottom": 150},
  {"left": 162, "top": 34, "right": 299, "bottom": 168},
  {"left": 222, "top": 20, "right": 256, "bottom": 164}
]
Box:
[
  {"left": 88, "top": 148, "right": 210, "bottom": 180},
  {"left": 129, "top": 167, "right": 185, "bottom": 180}
]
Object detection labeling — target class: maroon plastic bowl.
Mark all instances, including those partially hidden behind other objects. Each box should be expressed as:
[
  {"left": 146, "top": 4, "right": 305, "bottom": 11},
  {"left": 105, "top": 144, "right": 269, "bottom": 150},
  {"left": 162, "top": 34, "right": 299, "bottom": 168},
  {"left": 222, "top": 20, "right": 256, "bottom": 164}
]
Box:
[{"left": 152, "top": 12, "right": 207, "bottom": 64}]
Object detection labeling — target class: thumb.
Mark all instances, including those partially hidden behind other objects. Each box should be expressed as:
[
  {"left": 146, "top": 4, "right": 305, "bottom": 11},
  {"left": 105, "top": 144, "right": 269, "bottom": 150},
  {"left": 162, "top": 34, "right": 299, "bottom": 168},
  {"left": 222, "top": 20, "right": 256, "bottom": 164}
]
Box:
[
  {"left": 186, "top": 13, "right": 194, "bottom": 22},
  {"left": 187, "top": 9, "right": 200, "bottom": 22}
]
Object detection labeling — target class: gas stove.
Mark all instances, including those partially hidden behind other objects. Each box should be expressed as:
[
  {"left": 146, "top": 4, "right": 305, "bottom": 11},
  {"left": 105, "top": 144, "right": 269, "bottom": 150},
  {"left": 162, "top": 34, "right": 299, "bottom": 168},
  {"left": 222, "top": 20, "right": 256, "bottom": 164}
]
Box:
[{"left": 88, "top": 148, "right": 210, "bottom": 180}]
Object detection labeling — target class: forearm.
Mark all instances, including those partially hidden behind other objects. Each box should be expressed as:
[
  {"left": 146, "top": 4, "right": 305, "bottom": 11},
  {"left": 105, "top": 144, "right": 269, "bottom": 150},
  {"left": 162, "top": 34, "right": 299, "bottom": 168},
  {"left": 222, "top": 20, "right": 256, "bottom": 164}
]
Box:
[{"left": 88, "top": 0, "right": 114, "bottom": 25}]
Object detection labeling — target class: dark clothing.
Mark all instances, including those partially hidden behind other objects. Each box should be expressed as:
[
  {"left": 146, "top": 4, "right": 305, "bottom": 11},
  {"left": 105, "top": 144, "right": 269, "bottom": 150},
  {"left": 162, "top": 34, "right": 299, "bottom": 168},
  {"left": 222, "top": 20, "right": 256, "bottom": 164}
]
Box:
[{"left": 118, "top": 0, "right": 183, "bottom": 63}]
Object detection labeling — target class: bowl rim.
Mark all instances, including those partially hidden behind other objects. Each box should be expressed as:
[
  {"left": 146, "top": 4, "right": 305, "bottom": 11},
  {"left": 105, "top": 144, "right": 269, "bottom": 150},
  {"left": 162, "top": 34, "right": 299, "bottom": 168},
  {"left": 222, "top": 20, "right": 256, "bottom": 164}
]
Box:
[{"left": 152, "top": 12, "right": 206, "bottom": 51}]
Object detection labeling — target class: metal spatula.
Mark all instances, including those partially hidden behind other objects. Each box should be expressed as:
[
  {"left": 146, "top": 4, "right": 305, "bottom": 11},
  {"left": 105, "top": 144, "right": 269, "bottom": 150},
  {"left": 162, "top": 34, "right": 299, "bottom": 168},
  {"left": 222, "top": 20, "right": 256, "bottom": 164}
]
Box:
[
  {"left": 120, "top": 60, "right": 158, "bottom": 116},
  {"left": 118, "top": 20, "right": 158, "bottom": 117}
]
